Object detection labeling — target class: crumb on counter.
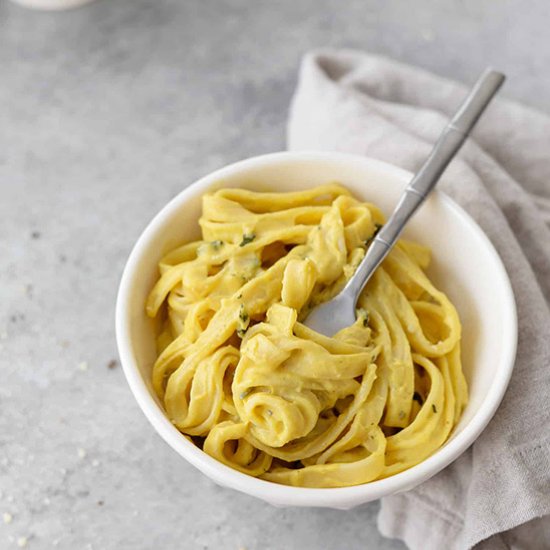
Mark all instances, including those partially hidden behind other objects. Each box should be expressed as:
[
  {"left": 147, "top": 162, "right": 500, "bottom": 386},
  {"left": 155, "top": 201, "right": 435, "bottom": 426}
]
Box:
[
  {"left": 77, "top": 362, "right": 88, "bottom": 372},
  {"left": 107, "top": 359, "right": 118, "bottom": 370},
  {"left": 20, "top": 284, "right": 32, "bottom": 297},
  {"left": 77, "top": 448, "right": 86, "bottom": 459},
  {"left": 17, "top": 536, "right": 28, "bottom": 547},
  {"left": 3, "top": 512, "right": 12, "bottom": 524}
]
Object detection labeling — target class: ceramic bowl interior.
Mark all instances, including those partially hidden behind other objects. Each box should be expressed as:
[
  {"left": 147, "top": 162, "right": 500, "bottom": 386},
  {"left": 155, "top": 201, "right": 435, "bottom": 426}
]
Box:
[{"left": 116, "top": 152, "right": 517, "bottom": 509}]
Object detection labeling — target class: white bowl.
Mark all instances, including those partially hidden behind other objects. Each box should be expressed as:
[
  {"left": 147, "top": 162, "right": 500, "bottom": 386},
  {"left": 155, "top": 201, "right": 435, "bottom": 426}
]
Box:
[{"left": 116, "top": 152, "right": 517, "bottom": 509}]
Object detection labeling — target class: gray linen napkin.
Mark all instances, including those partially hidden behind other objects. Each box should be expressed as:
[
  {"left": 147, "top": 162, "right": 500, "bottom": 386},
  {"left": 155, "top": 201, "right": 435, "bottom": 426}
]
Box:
[{"left": 287, "top": 50, "right": 550, "bottom": 550}]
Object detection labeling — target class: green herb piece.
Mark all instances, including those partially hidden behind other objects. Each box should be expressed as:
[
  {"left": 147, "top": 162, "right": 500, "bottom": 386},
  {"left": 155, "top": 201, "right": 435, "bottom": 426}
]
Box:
[
  {"left": 239, "top": 233, "right": 256, "bottom": 247},
  {"left": 210, "top": 240, "right": 224, "bottom": 250},
  {"left": 355, "top": 308, "right": 369, "bottom": 327},
  {"left": 236, "top": 293, "right": 242, "bottom": 299},
  {"left": 237, "top": 328, "right": 246, "bottom": 338},
  {"left": 432, "top": 404, "right": 437, "bottom": 413},
  {"left": 239, "top": 304, "right": 249, "bottom": 323},
  {"left": 266, "top": 410, "right": 273, "bottom": 416},
  {"left": 413, "top": 392, "right": 424, "bottom": 405},
  {"left": 364, "top": 223, "right": 383, "bottom": 247}
]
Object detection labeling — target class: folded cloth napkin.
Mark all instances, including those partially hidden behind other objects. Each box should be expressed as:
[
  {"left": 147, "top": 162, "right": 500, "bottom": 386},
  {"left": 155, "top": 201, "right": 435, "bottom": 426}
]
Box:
[{"left": 287, "top": 50, "right": 550, "bottom": 550}]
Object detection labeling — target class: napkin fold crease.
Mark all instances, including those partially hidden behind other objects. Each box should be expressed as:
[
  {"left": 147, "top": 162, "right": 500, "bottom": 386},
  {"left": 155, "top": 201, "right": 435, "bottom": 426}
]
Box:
[{"left": 287, "top": 50, "right": 550, "bottom": 550}]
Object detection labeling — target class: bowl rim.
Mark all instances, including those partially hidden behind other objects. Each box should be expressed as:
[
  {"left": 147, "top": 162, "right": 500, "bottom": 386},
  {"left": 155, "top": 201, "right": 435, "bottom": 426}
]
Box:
[{"left": 115, "top": 151, "right": 518, "bottom": 508}]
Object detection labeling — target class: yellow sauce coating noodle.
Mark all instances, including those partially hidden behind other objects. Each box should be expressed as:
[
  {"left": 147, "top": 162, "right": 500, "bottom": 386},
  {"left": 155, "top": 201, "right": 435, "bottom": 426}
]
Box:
[{"left": 146, "top": 184, "right": 467, "bottom": 488}]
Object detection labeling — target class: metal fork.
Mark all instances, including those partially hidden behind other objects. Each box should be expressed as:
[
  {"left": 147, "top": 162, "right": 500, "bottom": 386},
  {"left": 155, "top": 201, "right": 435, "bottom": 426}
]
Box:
[{"left": 304, "top": 68, "right": 505, "bottom": 336}]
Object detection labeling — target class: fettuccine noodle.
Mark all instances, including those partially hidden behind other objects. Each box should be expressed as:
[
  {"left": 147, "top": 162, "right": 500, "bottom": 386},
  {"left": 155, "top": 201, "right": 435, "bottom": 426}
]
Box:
[{"left": 146, "top": 183, "right": 467, "bottom": 488}]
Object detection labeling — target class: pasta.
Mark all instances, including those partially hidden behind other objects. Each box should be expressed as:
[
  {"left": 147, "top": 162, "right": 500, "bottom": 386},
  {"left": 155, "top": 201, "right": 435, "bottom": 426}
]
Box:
[{"left": 146, "top": 183, "right": 467, "bottom": 488}]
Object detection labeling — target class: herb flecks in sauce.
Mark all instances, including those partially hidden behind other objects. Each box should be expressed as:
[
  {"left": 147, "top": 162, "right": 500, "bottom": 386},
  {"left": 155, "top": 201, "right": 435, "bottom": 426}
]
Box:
[
  {"left": 239, "top": 233, "right": 256, "bottom": 247},
  {"left": 365, "top": 223, "right": 383, "bottom": 247},
  {"left": 239, "top": 305, "right": 249, "bottom": 323},
  {"left": 355, "top": 308, "right": 370, "bottom": 327}
]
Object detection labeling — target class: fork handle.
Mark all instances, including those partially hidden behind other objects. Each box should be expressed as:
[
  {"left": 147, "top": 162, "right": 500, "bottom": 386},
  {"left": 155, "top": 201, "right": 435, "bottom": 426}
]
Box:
[{"left": 344, "top": 68, "right": 505, "bottom": 301}]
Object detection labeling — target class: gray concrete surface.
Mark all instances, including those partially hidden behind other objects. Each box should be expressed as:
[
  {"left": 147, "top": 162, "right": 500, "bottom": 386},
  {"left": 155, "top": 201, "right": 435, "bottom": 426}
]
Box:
[{"left": 1, "top": 1, "right": 549, "bottom": 549}]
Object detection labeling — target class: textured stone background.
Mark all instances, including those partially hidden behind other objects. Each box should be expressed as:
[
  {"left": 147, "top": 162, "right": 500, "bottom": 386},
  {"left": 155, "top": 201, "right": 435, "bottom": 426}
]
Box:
[{"left": 1, "top": 1, "right": 549, "bottom": 549}]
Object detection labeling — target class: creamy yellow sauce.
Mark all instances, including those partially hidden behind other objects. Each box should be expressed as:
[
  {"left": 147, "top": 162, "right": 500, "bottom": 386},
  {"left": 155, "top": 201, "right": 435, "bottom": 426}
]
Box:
[{"left": 146, "top": 184, "right": 467, "bottom": 488}]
